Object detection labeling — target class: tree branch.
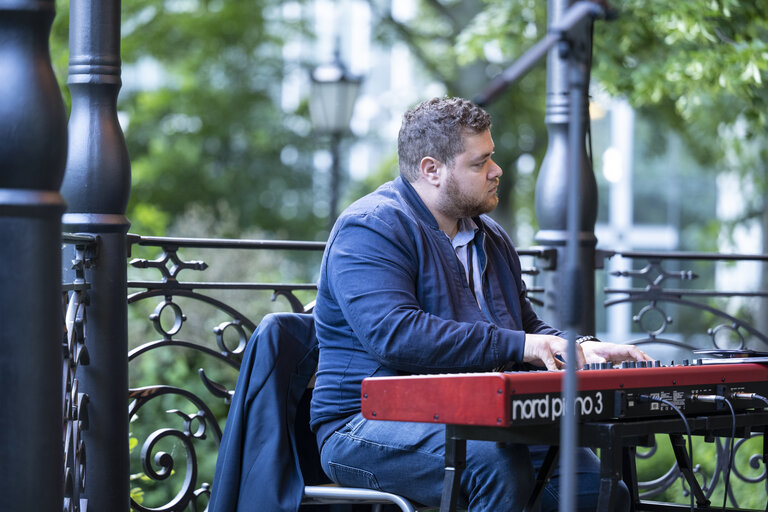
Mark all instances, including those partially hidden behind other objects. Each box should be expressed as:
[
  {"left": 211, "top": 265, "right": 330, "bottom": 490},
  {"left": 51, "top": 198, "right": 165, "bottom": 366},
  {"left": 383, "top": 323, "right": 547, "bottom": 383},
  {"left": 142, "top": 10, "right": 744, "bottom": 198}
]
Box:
[{"left": 365, "top": 0, "right": 455, "bottom": 86}]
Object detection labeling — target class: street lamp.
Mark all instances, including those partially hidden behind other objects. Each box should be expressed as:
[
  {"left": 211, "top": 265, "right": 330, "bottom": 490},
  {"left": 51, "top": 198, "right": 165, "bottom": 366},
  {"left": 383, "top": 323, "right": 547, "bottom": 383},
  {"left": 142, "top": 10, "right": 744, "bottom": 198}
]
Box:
[{"left": 309, "top": 52, "right": 362, "bottom": 229}]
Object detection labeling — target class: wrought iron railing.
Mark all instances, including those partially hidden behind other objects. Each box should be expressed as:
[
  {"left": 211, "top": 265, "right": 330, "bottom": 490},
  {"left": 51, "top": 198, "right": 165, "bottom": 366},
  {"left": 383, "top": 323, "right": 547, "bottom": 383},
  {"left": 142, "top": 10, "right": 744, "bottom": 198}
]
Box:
[
  {"left": 67, "top": 235, "right": 767, "bottom": 511},
  {"left": 62, "top": 233, "right": 100, "bottom": 512},
  {"left": 602, "top": 250, "right": 768, "bottom": 352},
  {"left": 125, "top": 235, "right": 324, "bottom": 511},
  {"left": 597, "top": 250, "right": 768, "bottom": 506}
]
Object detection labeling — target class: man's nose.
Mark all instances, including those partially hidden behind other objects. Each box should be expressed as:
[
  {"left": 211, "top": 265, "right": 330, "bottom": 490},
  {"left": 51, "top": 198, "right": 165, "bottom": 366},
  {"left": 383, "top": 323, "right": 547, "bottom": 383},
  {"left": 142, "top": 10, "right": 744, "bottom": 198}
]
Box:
[{"left": 489, "top": 159, "right": 502, "bottom": 179}]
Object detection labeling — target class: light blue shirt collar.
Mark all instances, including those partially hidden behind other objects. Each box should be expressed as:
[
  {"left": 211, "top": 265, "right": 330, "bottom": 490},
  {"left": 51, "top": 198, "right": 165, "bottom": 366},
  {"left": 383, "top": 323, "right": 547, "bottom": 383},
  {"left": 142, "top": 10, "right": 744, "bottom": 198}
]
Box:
[{"left": 451, "top": 217, "right": 479, "bottom": 249}]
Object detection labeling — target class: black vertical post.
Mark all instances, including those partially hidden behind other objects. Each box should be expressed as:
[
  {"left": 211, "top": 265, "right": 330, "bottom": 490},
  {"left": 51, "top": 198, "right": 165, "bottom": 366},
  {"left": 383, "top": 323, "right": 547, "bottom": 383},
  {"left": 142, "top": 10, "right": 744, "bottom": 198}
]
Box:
[
  {"left": 0, "top": 1, "right": 68, "bottom": 510},
  {"left": 534, "top": 2, "right": 598, "bottom": 511},
  {"left": 60, "top": 0, "right": 131, "bottom": 509},
  {"left": 328, "top": 132, "right": 342, "bottom": 231},
  {"left": 534, "top": 0, "right": 598, "bottom": 336}
]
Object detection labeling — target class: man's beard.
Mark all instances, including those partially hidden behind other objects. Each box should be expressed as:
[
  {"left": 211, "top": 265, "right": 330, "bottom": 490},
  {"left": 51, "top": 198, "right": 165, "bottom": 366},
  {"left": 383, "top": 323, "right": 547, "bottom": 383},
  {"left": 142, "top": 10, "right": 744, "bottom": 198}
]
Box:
[{"left": 436, "top": 171, "right": 499, "bottom": 219}]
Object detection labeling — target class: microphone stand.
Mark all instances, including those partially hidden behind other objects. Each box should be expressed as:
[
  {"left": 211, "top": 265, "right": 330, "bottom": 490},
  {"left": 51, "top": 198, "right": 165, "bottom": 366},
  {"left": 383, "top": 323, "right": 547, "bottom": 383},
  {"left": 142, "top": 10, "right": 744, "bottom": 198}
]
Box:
[
  {"left": 474, "top": 1, "right": 611, "bottom": 107},
  {"left": 474, "top": 2, "right": 614, "bottom": 511}
]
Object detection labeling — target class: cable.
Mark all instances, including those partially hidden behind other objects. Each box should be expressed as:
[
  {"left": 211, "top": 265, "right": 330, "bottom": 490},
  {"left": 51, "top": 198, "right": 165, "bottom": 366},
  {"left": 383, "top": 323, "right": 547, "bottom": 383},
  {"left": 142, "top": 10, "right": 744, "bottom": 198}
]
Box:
[
  {"left": 690, "top": 394, "right": 737, "bottom": 511},
  {"left": 721, "top": 398, "right": 736, "bottom": 512},
  {"left": 639, "top": 394, "right": 694, "bottom": 512},
  {"left": 728, "top": 392, "right": 768, "bottom": 511},
  {"left": 732, "top": 392, "right": 768, "bottom": 407}
]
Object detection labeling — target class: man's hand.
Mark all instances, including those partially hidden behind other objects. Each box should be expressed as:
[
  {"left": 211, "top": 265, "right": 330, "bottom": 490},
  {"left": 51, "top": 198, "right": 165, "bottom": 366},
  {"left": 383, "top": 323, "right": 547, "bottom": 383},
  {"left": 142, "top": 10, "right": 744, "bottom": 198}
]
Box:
[
  {"left": 579, "top": 340, "right": 652, "bottom": 365},
  {"left": 523, "top": 334, "right": 586, "bottom": 371}
]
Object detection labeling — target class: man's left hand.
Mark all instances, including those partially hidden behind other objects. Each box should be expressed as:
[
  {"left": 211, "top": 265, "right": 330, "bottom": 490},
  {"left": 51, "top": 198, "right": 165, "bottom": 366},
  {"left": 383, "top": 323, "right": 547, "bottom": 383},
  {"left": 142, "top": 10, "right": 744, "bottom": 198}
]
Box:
[{"left": 579, "top": 340, "right": 653, "bottom": 365}]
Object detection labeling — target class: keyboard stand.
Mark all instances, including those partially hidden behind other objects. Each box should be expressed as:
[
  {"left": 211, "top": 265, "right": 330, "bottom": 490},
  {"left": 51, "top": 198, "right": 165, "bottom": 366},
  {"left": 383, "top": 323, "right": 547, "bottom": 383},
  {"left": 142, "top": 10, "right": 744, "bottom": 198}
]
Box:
[{"left": 438, "top": 411, "right": 768, "bottom": 512}]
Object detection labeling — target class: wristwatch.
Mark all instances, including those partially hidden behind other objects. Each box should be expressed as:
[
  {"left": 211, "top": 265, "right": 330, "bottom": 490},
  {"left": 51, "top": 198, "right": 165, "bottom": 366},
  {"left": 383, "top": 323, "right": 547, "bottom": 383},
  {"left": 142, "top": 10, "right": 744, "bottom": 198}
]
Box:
[{"left": 575, "top": 335, "right": 600, "bottom": 345}]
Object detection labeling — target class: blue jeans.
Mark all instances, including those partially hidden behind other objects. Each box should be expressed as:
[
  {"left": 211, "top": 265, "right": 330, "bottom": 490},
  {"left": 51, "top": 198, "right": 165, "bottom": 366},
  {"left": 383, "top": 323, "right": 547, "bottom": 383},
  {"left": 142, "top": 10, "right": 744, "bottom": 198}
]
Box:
[{"left": 319, "top": 414, "right": 629, "bottom": 511}]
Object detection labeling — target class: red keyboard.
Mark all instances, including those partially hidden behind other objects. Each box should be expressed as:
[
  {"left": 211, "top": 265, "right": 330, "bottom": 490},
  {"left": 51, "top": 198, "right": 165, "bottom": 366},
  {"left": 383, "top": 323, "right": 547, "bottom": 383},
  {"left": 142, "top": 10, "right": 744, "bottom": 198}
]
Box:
[{"left": 361, "top": 363, "right": 768, "bottom": 426}]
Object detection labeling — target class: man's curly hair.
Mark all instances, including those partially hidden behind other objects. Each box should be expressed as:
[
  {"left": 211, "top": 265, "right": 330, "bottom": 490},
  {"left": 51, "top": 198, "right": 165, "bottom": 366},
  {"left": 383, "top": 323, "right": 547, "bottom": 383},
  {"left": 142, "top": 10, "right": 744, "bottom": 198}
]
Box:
[{"left": 397, "top": 97, "right": 491, "bottom": 182}]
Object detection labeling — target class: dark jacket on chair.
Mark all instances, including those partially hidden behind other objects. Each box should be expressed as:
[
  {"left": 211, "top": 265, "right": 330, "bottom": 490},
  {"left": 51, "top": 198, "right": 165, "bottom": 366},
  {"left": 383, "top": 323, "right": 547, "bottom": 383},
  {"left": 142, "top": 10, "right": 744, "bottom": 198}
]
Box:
[{"left": 209, "top": 312, "right": 319, "bottom": 512}]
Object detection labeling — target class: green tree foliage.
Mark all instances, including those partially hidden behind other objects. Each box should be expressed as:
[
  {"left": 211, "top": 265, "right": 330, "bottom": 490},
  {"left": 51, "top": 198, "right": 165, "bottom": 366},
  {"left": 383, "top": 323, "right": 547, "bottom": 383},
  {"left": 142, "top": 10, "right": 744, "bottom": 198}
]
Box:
[
  {"left": 52, "top": 0, "right": 326, "bottom": 239},
  {"left": 454, "top": 0, "right": 768, "bottom": 229},
  {"left": 593, "top": 0, "right": 768, "bottom": 301},
  {"left": 593, "top": 0, "right": 767, "bottom": 152},
  {"left": 120, "top": 1, "right": 316, "bottom": 238}
]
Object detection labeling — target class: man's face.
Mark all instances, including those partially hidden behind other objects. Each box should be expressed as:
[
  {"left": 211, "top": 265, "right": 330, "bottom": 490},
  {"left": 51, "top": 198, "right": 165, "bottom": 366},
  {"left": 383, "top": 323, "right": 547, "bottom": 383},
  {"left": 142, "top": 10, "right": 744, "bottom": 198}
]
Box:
[{"left": 436, "top": 130, "right": 502, "bottom": 219}]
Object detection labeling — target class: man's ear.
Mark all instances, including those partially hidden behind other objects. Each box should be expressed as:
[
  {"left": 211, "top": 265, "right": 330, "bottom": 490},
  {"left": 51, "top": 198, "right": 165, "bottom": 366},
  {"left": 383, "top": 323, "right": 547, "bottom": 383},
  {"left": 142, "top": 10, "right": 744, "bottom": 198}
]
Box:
[{"left": 419, "top": 156, "right": 442, "bottom": 185}]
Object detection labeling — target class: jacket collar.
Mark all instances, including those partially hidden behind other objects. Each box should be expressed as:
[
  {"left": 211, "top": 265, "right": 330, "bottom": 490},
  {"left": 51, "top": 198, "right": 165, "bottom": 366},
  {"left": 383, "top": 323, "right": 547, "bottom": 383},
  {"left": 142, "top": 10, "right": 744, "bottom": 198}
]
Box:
[{"left": 394, "top": 176, "right": 440, "bottom": 231}]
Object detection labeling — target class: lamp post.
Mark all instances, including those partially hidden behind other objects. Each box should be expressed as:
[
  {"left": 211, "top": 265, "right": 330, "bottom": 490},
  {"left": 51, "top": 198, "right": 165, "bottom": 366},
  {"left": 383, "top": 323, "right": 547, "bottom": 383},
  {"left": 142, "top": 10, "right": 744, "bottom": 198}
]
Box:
[{"left": 309, "top": 52, "right": 362, "bottom": 230}]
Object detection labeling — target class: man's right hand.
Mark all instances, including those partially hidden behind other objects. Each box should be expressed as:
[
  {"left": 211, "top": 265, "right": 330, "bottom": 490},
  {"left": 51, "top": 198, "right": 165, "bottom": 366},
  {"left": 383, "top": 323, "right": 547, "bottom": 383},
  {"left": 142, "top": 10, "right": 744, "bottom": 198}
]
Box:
[{"left": 523, "top": 334, "right": 586, "bottom": 371}]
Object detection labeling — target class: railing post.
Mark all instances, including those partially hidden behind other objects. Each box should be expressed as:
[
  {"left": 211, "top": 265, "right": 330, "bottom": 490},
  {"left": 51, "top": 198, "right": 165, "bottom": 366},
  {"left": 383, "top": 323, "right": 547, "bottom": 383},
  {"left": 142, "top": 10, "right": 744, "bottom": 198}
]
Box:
[
  {"left": 534, "top": 0, "right": 598, "bottom": 335},
  {"left": 61, "top": 0, "right": 131, "bottom": 509},
  {"left": 0, "top": 0, "right": 68, "bottom": 509}
]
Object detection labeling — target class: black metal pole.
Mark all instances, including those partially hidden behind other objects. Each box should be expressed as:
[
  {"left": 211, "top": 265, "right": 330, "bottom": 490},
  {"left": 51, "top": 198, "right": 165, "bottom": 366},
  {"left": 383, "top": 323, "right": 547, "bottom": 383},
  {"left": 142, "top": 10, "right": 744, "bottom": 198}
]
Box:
[
  {"left": 560, "top": 55, "right": 591, "bottom": 512},
  {"left": 534, "top": 0, "right": 599, "bottom": 335},
  {"left": 533, "top": 2, "right": 600, "bottom": 511},
  {"left": 60, "top": 0, "right": 131, "bottom": 509},
  {"left": 553, "top": 4, "right": 599, "bottom": 512},
  {"left": 0, "top": 1, "right": 68, "bottom": 509},
  {"left": 328, "top": 132, "right": 342, "bottom": 232}
]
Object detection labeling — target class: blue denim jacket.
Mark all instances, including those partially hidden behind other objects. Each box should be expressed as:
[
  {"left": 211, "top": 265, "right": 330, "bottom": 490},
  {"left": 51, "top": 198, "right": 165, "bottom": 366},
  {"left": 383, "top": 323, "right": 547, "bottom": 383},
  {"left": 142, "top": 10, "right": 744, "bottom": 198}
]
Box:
[{"left": 310, "top": 176, "right": 561, "bottom": 436}]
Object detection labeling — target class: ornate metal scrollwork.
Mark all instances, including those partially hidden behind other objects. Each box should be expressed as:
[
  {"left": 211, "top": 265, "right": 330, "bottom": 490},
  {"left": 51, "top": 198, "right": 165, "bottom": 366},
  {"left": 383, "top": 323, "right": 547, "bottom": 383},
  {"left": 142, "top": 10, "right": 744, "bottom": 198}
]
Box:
[
  {"left": 150, "top": 297, "right": 188, "bottom": 340},
  {"left": 606, "top": 254, "right": 768, "bottom": 348},
  {"left": 730, "top": 434, "right": 768, "bottom": 485},
  {"left": 128, "top": 289, "right": 242, "bottom": 512},
  {"left": 708, "top": 323, "right": 745, "bottom": 351},
  {"left": 213, "top": 320, "right": 248, "bottom": 357},
  {"left": 129, "top": 386, "right": 222, "bottom": 512},
  {"left": 633, "top": 302, "right": 674, "bottom": 338},
  {"left": 130, "top": 246, "right": 208, "bottom": 283},
  {"left": 635, "top": 434, "right": 768, "bottom": 508},
  {"left": 63, "top": 238, "right": 97, "bottom": 512},
  {"left": 127, "top": 236, "right": 323, "bottom": 511}
]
